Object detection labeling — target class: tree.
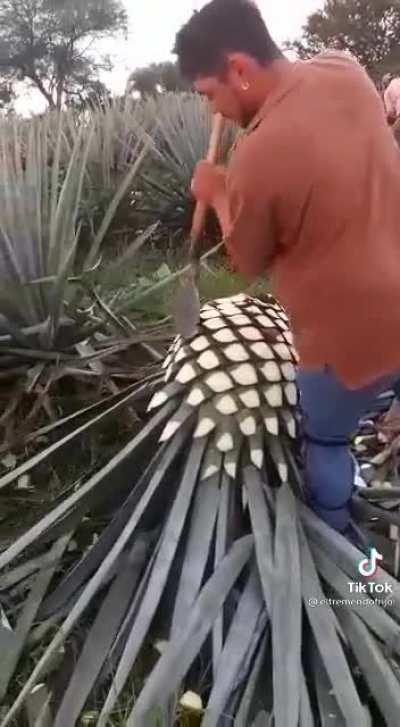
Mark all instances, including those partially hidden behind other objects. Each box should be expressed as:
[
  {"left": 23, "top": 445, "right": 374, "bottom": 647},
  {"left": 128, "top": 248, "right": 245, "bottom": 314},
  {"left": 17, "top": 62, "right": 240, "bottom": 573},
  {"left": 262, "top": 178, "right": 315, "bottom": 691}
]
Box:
[
  {"left": 290, "top": 0, "right": 400, "bottom": 80},
  {"left": 0, "top": 80, "right": 13, "bottom": 110},
  {"left": 127, "top": 61, "right": 189, "bottom": 98},
  {"left": 0, "top": 0, "right": 128, "bottom": 110},
  {"left": 66, "top": 78, "right": 112, "bottom": 111}
]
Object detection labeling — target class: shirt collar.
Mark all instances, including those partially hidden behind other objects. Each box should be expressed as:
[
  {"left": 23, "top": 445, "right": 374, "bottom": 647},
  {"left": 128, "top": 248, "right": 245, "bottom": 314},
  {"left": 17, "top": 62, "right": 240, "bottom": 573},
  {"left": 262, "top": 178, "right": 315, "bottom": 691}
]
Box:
[{"left": 245, "top": 61, "right": 304, "bottom": 135}]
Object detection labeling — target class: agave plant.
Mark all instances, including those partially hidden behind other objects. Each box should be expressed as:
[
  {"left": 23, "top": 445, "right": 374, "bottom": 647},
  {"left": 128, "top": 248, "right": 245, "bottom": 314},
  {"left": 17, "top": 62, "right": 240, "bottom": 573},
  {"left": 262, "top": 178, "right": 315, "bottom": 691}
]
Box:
[
  {"left": 76, "top": 95, "right": 156, "bottom": 254},
  {"left": 137, "top": 93, "right": 238, "bottom": 245},
  {"left": 0, "top": 108, "right": 173, "bottom": 444},
  {"left": 0, "top": 106, "right": 154, "bottom": 336},
  {"left": 0, "top": 293, "right": 399, "bottom": 726}
]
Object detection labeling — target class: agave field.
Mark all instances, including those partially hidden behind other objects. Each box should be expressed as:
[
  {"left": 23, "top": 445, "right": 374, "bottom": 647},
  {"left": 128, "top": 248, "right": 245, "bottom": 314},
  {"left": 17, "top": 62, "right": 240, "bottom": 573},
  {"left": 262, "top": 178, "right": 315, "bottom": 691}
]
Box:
[{"left": 0, "top": 91, "right": 400, "bottom": 727}]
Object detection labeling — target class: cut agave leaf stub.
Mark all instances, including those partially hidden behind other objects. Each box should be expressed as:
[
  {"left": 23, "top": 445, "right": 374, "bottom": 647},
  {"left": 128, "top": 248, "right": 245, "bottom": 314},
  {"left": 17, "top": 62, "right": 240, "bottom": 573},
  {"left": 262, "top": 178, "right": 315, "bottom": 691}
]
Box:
[{"left": 173, "top": 277, "right": 201, "bottom": 339}]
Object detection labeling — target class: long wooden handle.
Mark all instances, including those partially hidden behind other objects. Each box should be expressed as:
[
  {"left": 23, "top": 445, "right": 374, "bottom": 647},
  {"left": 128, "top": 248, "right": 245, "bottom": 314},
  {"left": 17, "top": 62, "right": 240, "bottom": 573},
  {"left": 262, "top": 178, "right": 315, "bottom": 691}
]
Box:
[{"left": 190, "top": 112, "right": 224, "bottom": 245}]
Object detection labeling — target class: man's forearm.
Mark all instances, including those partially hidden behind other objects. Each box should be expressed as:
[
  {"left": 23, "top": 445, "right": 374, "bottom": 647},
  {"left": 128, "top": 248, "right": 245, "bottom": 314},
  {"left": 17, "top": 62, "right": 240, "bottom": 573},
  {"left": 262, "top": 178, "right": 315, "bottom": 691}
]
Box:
[
  {"left": 191, "top": 161, "right": 231, "bottom": 234},
  {"left": 211, "top": 191, "right": 231, "bottom": 238}
]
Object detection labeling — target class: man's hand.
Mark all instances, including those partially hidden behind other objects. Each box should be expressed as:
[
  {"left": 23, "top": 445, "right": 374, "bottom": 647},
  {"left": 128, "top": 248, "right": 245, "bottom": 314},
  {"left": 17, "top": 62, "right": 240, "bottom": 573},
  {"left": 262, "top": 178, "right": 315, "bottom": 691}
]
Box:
[{"left": 191, "top": 160, "right": 227, "bottom": 207}]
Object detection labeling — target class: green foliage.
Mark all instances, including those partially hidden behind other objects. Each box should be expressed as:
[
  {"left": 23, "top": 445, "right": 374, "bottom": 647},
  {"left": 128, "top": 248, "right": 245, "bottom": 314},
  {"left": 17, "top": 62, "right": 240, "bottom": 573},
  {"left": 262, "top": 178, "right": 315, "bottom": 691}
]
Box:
[
  {"left": 196, "top": 263, "right": 269, "bottom": 304},
  {"left": 66, "top": 79, "right": 113, "bottom": 112},
  {"left": 137, "top": 93, "right": 237, "bottom": 245},
  {"left": 75, "top": 96, "right": 154, "bottom": 259},
  {"left": 0, "top": 108, "right": 151, "bottom": 342},
  {"left": 0, "top": 0, "right": 127, "bottom": 109},
  {"left": 0, "top": 80, "right": 13, "bottom": 110},
  {"left": 127, "top": 62, "right": 190, "bottom": 98},
  {"left": 97, "top": 248, "right": 268, "bottom": 323},
  {"left": 290, "top": 0, "right": 400, "bottom": 79},
  {"left": 0, "top": 93, "right": 247, "bottom": 442},
  {"left": 0, "top": 112, "right": 91, "bottom": 338},
  {"left": 0, "top": 89, "right": 251, "bottom": 444}
]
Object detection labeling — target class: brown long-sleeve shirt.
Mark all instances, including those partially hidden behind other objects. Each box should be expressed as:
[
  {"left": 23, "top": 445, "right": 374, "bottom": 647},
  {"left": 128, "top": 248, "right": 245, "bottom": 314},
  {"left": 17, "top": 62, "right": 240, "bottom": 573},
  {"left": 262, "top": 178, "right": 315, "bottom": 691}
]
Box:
[{"left": 224, "top": 51, "right": 400, "bottom": 389}]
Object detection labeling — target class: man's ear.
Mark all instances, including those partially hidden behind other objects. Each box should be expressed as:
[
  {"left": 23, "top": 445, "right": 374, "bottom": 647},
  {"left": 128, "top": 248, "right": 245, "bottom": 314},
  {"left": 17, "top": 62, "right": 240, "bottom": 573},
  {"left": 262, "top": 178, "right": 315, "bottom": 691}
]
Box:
[{"left": 225, "top": 52, "right": 251, "bottom": 89}]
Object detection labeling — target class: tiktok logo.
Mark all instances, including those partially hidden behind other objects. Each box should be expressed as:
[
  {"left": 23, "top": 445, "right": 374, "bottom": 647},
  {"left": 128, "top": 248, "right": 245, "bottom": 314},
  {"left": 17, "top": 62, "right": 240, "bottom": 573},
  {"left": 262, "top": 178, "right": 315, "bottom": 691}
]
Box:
[{"left": 358, "top": 548, "right": 384, "bottom": 578}]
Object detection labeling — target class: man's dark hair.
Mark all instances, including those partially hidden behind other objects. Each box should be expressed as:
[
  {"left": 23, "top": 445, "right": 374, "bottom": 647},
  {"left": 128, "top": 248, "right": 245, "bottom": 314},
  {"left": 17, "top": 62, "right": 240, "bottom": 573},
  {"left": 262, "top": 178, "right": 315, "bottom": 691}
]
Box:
[{"left": 174, "top": 0, "right": 283, "bottom": 82}]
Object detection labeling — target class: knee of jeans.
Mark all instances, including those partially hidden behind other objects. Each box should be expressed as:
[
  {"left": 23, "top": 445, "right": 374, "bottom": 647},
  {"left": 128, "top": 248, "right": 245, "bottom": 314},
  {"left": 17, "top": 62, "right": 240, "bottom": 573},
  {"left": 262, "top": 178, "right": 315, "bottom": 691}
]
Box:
[
  {"left": 312, "top": 502, "right": 352, "bottom": 532},
  {"left": 305, "top": 444, "right": 353, "bottom": 508},
  {"left": 393, "top": 378, "right": 400, "bottom": 399}
]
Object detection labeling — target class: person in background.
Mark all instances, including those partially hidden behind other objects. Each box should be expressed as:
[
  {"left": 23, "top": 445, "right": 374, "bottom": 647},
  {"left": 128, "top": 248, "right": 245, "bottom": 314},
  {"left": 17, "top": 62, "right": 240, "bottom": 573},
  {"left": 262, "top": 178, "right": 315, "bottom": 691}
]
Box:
[
  {"left": 383, "top": 73, "right": 400, "bottom": 143},
  {"left": 174, "top": 0, "right": 400, "bottom": 546},
  {"left": 383, "top": 73, "right": 400, "bottom": 122}
]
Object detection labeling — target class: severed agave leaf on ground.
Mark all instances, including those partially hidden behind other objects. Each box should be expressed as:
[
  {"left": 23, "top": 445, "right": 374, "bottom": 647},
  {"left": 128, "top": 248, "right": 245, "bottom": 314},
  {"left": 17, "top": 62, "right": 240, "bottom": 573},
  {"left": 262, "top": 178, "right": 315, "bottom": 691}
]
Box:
[{"left": 25, "top": 683, "right": 52, "bottom": 727}]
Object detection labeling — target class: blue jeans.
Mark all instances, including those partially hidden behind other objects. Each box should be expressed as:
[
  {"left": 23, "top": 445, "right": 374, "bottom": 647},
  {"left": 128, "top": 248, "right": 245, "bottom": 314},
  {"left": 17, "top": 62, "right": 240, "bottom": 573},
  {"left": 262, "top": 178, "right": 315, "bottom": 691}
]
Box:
[{"left": 297, "top": 367, "right": 400, "bottom": 532}]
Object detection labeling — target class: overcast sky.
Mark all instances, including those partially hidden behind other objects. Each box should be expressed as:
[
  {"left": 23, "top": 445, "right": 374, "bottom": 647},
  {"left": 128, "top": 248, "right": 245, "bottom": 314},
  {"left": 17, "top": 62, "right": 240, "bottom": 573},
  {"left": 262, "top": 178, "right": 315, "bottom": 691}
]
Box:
[{"left": 15, "top": 0, "right": 323, "bottom": 115}]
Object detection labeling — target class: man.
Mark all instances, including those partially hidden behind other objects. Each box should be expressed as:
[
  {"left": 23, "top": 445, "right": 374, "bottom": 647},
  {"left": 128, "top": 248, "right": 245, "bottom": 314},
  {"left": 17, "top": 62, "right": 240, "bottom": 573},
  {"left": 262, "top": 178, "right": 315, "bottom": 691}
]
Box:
[
  {"left": 383, "top": 73, "right": 400, "bottom": 144},
  {"left": 174, "top": 0, "right": 400, "bottom": 541}
]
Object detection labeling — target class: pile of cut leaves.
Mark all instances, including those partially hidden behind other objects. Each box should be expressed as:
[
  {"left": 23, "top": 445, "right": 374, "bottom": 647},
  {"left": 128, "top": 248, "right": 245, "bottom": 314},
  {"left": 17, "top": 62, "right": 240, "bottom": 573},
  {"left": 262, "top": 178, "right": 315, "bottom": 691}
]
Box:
[{"left": 0, "top": 294, "right": 400, "bottom": 727}]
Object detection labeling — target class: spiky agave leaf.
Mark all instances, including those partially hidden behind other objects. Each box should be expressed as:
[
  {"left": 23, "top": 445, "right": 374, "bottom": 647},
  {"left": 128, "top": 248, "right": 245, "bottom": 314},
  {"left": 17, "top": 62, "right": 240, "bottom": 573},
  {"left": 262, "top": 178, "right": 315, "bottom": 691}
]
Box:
[
  {"left": 1, "top": 294, "right": 400, "bottom": 727},
  {"left": 137, "top": 93, "right": 237, "bottom": 241},
  {"left": 0, "top": 103, "right": 158, "bottom": 349},
  {"left": 0, "top": 107, "right": 171, "bottom": 441}
]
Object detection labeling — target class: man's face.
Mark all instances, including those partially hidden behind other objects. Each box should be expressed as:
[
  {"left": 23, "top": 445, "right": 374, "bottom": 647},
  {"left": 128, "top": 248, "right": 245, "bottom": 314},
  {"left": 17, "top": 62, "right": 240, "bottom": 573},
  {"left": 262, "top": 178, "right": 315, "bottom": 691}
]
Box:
[{"left": 194, "top": 74, "right": 251, "bottom": 127}]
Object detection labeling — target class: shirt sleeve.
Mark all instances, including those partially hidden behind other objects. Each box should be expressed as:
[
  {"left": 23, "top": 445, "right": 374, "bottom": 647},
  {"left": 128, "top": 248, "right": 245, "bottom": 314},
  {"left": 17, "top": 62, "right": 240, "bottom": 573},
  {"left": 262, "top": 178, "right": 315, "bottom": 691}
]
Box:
[{"left": 224, "top": 146, "right": 278, "bottom": 280}]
